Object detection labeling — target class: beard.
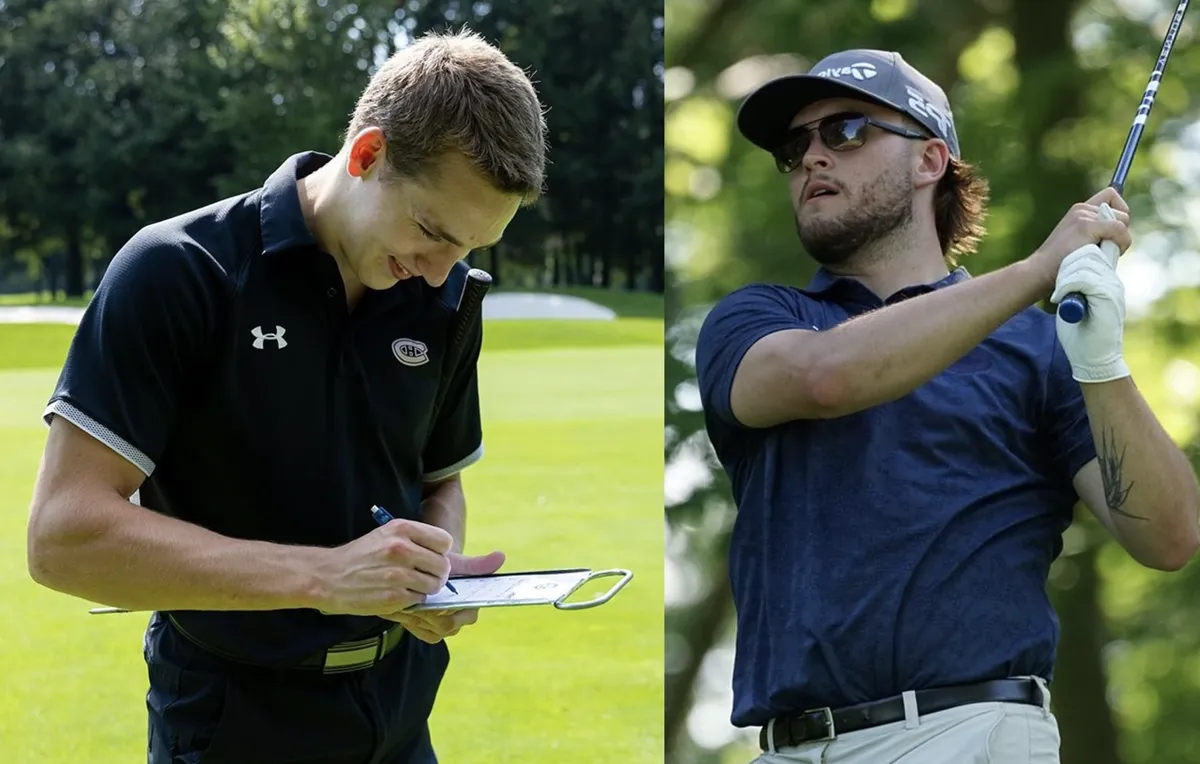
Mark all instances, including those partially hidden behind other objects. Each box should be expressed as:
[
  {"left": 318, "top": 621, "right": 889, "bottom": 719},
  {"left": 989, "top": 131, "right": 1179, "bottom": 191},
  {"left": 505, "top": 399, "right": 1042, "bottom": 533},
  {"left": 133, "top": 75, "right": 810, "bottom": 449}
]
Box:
[{"left": 795, "top": 162, "right": 915, "bottom": 266}]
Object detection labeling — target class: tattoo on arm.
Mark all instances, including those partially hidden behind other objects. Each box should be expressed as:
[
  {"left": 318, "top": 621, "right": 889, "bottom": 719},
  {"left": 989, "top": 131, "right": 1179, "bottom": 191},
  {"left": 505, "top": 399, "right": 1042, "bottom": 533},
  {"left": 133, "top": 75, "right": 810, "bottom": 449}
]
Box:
[{"left": 1099, "top": 428, "right": 1146, "bottom": 521}]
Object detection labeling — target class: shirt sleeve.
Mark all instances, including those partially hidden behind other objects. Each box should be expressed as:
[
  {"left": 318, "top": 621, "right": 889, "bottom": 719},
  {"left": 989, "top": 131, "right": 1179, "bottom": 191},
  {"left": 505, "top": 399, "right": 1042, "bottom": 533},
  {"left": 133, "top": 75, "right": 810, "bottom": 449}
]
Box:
[
  {"left": 43, "top": 227, "right": 225, "bottom": 476},
  {"left": 694, "top": 284, "right": 815, "bottom": 428},
  {"left": 421, "top": 310, "right": 484, "bottom": 482},
  {"left": 1042, "top": 334, "right": 1097, "bottom": 487}
]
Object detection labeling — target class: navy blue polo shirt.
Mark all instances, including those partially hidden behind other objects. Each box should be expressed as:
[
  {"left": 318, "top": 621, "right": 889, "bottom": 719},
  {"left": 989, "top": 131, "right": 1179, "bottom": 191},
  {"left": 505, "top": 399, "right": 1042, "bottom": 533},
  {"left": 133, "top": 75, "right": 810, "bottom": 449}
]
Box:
[
  {"left": 695, "top": 267, "right": 1097, "bottom": 728},
  {"left": 45, "top": 151, "right": 483, "bottom": 666}
]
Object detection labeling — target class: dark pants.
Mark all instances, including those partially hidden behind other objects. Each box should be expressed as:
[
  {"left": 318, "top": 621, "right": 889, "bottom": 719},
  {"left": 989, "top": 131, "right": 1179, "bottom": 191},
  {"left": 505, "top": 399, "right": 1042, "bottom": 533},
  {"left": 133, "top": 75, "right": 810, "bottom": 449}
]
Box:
[{"left": 144, "top": 613, "right": 449, "bottom": 764}]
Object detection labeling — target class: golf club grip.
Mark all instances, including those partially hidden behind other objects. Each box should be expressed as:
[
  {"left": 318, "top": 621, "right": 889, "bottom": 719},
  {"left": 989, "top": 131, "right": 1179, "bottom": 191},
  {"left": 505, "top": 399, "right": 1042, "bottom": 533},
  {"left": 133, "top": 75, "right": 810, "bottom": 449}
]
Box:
[
  {"left": 431, "top": 268, "right": 492, "bottom": 421},
  {"left": 1057, "top": 294, "right": 1086, "bottom": 324},
  {"left": 450, "top": 269, "right": 492, "bottom": 357},
  {"left": 1058, "top": 204, "right": 1119, "bottom": 324}
]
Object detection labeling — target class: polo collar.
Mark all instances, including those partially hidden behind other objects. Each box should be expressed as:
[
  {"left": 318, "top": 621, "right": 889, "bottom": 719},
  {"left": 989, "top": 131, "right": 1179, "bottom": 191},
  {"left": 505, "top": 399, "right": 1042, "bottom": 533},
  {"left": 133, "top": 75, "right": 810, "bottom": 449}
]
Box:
[
  {"left": 802, "top": 265, "right": 970, "bottom": 304},
  {"left": 260, "top": 151, "right": 332, "bottom": 256}
]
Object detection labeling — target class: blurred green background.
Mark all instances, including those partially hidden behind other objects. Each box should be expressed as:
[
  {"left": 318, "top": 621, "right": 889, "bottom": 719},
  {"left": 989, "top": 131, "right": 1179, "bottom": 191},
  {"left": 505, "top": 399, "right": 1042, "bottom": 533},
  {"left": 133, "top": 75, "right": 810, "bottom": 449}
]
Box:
[{"left": 664, "top": 1, "right": 1200, "bottom": 763}]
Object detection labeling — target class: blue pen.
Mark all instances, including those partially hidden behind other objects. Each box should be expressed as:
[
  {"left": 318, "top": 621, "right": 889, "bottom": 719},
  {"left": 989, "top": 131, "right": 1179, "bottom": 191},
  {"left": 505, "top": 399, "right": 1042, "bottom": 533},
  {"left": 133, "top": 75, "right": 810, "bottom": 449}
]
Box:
[{"left": 370, "top": 505, "right": 457, "bottom": 594}]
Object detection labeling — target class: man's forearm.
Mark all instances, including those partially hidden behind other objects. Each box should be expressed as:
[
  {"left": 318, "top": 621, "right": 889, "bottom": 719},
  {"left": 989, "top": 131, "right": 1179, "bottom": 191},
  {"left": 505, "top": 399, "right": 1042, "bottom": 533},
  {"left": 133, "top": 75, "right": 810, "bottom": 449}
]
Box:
[
  {"left": 813, "top": 260, "right": 1049, "bottom": 415},
  {"left": 1081, "top": 378, "right": 1200, "bottom": 568},
  {"left": 420, "top": 476, "right": 466, "bottom": 553},
  {"left": 27, "top": 493, "right": 327, "bottom": 612}
]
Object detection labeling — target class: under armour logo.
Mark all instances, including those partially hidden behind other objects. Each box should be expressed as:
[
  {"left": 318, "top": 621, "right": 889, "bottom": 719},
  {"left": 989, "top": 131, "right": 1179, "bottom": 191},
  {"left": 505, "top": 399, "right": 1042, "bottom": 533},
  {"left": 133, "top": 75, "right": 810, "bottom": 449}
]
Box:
[{"left": 251, "top": 325, "right": 287, "bottom": 350}]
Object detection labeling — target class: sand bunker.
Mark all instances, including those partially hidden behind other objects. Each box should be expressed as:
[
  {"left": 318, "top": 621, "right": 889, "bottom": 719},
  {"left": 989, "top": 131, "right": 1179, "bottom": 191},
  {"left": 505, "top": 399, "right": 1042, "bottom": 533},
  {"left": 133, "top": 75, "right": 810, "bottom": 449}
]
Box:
[{"left": 482, "top": 292, "right": 616, "bottom": 321}]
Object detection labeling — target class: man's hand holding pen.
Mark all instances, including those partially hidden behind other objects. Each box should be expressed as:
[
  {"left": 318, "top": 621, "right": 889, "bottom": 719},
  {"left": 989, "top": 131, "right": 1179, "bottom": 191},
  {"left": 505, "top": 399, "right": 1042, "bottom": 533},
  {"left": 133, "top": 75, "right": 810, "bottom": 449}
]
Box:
[
  {"left": 369, "top": 504, "right": 502, "bottom": 644},
  {"left": 309, "top": 504, "right": 506, "bottom": 643}
]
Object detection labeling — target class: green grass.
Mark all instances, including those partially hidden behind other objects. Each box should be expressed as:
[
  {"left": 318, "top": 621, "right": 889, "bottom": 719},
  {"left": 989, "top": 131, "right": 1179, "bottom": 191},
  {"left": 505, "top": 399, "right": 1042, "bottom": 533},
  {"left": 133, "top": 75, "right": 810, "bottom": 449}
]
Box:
[
  {"left": 0, "top": 319, "right": 663, "bottom": 763},
  {"left": 0, "top": 323, "right": 77, "bottom": 369},
  {"left": 485, "top": 317, "right": 662, "bottom": 351}
]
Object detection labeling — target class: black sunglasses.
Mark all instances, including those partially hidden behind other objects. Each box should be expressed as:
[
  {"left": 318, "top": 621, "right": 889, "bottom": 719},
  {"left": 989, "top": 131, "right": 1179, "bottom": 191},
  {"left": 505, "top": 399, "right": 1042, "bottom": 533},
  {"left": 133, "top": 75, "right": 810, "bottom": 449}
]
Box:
[{"left": 771, "top": 112, "right": 932, "bottom": 173}]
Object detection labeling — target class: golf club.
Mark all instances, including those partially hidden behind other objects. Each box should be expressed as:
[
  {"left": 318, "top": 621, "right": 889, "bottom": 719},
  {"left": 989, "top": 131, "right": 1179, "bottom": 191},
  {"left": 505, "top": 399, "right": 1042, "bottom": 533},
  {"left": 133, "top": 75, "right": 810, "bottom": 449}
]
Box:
[
  {"left": 1058, "top": 0, "right": 1190, "bottom": 323},
  {"left": 429, "top": 266, "right": 491, "bottom": 427}
]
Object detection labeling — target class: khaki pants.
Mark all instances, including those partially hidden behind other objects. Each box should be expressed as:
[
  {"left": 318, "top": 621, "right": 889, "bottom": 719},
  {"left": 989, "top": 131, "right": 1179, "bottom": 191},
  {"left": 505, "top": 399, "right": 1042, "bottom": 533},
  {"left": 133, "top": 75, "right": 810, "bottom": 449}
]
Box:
[{"left": 752, "top": 677, "right": 1060, "bottom": 764}]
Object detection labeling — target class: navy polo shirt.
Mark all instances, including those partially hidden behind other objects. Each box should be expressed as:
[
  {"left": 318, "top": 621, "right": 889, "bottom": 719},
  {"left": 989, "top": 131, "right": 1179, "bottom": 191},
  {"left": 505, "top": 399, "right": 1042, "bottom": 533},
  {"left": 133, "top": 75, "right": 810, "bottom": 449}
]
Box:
[
  {"left": 45, "top": 151, "right": 483, "bottom": 665},
  {"left": 695, "top": 267, "right": 1097, "bottom": 728}
]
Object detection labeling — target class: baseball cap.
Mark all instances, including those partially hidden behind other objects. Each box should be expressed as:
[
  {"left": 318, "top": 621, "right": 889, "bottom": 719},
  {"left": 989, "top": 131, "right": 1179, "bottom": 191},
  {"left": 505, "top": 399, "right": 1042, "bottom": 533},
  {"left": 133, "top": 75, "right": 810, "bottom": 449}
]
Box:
[{"left": 736, "top": 49, "right": 961, "bottom": 159}]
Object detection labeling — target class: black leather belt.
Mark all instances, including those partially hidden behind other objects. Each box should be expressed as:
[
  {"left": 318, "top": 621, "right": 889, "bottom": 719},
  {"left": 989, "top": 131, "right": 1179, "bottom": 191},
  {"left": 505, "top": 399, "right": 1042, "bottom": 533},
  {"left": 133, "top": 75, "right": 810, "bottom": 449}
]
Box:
[
  {"left": 760, "top": 678, "right": 1043, "bottom": 751},
  {"left": 167, "top": 615, "right": 408, "bottom": 675}
]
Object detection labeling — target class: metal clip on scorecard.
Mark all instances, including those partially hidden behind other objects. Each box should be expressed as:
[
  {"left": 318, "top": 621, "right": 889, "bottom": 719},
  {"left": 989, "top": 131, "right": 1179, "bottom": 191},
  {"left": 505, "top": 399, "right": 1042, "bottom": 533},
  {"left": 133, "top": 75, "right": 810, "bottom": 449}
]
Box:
[{"left": 404, "top": 567, "right": 635, "bottom": 613}]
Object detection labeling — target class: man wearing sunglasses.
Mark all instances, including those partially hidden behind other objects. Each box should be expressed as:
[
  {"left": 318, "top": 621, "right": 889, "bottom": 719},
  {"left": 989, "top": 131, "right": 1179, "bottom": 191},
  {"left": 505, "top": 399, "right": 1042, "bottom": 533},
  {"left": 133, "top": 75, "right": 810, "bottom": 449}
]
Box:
[{"left": 694, "top": 49, "right": 1200, "bottom": 763}]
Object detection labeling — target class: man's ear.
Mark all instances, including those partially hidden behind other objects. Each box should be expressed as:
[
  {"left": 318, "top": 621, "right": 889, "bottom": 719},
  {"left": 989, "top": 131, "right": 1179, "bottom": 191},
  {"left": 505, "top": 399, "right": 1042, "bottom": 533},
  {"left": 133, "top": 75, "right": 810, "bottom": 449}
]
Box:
[
  {"left": 346, "top": 127, "right": 388, "bottom": 178},
  {"left": 913, "top": 138, "right": 950, "bottom": 192}
]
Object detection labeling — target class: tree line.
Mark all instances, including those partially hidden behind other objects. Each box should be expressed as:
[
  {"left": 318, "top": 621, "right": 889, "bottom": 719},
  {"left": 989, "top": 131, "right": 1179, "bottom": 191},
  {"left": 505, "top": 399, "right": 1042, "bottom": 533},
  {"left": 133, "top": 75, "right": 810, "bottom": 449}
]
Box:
[{"left": 0, "top": 0, "right": 665, "bottom": 296}]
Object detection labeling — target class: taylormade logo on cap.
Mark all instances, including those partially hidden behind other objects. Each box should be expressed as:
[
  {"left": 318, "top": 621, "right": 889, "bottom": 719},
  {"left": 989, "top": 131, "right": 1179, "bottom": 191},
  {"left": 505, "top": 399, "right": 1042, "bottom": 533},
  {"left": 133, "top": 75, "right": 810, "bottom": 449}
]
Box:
[{"left": 814, "top": 62, "right": 878, "bottom": 81}]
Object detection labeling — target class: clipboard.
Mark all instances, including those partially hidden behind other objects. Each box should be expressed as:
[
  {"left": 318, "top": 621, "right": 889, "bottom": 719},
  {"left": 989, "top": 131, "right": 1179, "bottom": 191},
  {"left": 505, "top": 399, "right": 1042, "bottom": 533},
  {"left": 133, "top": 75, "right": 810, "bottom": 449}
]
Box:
[
  {"left": 406, "top": 567, "right": 633, "bottom": 612},
  {"left": 86, "top": 567, "right": 633, "bottom": 615}
]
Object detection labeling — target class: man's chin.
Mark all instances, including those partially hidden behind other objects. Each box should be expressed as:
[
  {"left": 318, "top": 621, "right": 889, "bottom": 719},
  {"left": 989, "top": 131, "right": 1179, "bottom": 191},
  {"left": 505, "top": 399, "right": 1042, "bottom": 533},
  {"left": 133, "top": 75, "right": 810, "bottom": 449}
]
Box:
[
  {"left": 362, "top": 272, "right": 407, "bottom": 291},
  {"left": 796, "top": 223, "right": 854, "bottom": 265},
  {"left": 805, "top": 247, "right": 857, "bottom": 266}
]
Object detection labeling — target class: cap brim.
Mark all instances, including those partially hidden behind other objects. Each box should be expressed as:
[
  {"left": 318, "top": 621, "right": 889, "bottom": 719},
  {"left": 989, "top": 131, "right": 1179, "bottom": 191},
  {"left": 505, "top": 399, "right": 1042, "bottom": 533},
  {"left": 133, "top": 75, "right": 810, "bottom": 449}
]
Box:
[{"left": 736, "top": 75, "right": 903, "bottom": 151}]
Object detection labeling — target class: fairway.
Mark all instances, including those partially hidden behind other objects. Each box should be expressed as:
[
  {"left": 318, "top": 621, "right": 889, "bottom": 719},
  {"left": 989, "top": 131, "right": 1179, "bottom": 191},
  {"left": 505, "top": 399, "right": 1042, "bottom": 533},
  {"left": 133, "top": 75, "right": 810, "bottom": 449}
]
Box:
[{"left": 0, "top": 316, "right": 663, "bottom": 762}]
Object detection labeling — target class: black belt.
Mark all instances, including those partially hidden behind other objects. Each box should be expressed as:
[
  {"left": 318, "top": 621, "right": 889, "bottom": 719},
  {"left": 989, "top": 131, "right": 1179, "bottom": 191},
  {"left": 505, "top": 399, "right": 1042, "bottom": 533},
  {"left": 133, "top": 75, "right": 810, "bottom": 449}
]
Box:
[
  {"left": 167, "top": 615, "right": 408, "bottom": 675},
  {"left": 760, "top": 678, "right": 1043, "bottom": 751}
]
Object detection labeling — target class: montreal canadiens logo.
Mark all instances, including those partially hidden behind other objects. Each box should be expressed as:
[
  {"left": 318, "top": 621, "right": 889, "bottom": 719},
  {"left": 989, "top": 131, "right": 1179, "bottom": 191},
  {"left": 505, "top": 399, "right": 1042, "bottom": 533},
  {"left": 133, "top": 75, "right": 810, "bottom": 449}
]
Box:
[{"left": 392, "top": 338, "right": 430, "bottom": 367}]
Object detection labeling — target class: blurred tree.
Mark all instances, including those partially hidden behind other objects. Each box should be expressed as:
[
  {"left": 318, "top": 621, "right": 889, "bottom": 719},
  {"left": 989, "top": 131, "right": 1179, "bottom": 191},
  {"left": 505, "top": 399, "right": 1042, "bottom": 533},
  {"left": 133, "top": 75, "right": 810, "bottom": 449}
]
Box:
[
  {"left": 0, "top": 0, "right": 663, "bottom": 295},
  {"left": 0, "top": 0, "right": 235, "bottom": 294}
]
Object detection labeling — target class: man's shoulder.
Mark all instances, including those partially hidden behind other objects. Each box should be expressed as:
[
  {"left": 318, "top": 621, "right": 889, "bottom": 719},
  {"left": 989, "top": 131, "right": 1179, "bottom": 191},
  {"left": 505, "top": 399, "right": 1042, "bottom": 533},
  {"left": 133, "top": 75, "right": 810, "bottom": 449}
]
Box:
[
  {"left": 697, "top": 281, "right": 818, "bottom": 349},
  {"left": 139, "top": 189, "right": 259, "bottom": 256},
  {"left": 113, "top": 191, "right": 262, "bottom": 288},
  {"left": 90, "top": 194, "right": 261, "bottom": 324},
  {"left": 716, "top": 281, "right": 808, "bottom": 306},
  {"left": 703, "top": 282, "right": 811, "bottom": 325}
]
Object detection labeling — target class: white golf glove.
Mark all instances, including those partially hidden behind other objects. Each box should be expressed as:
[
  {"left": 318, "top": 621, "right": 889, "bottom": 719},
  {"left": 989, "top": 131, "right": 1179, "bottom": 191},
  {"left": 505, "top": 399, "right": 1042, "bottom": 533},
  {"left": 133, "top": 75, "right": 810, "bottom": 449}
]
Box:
[{"left": 1051, "top": 243, "right": 1130, "bottom": 383}]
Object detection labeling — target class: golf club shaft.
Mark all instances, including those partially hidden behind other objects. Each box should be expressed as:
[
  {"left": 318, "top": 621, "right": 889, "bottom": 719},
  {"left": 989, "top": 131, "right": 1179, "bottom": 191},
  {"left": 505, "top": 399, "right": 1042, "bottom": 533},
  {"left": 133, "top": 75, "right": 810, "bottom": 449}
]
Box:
[{"left": 1058, "top": 0, "right": 1190, "bottom": 323}]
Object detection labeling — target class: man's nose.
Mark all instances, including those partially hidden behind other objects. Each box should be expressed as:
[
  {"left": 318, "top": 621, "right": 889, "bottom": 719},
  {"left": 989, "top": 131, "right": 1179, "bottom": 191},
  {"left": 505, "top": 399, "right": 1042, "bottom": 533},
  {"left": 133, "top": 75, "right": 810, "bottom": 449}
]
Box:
[
  {"left": 802, "top": 144, "right": 833, "bottom": 173},
  {"left": 421, "top": 255, "right": 464, "bottom": 288}
]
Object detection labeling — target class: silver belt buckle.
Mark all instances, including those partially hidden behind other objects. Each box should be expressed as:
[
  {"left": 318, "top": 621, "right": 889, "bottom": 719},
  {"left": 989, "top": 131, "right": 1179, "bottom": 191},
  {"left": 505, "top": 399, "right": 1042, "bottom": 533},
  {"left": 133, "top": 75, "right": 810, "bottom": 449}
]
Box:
[{"left": 802, "top": 707, "right": 836, "bottom": 742}]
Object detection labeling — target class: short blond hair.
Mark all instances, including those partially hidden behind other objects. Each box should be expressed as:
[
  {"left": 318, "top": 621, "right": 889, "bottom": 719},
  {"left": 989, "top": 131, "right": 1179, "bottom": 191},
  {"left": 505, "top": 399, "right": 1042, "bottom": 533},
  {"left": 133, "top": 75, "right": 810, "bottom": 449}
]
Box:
[{"left": 347, "top": 28, "right": 548, "bottom": 203}]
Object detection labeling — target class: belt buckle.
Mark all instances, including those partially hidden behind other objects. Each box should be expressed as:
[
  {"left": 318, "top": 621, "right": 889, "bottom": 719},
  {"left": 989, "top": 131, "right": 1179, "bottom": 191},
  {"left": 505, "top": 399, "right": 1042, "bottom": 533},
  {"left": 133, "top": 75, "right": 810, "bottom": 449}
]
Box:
[
  {"left": 801, "top": 706, "right": 836, "bottom": 742},
  {"left": 322, "top": 633, "right": 384, "bottom": 674}
]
